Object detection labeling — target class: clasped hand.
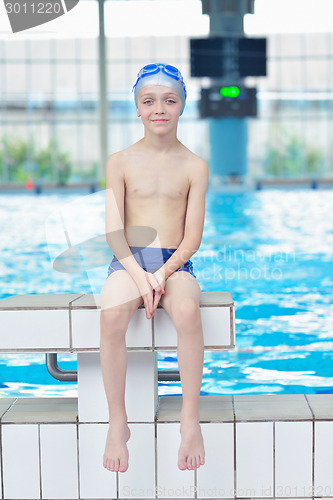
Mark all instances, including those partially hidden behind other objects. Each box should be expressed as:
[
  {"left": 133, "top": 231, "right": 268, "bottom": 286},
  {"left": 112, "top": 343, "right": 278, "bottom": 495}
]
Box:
[{"left": 135, "top": 269, "right": 166, "bottom": 319}]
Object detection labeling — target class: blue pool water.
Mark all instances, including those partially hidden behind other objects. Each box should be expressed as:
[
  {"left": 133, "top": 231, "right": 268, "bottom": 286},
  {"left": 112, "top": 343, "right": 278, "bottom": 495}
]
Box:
[{"left": 0, "top": 188, "right": 333, "bottom": 396}]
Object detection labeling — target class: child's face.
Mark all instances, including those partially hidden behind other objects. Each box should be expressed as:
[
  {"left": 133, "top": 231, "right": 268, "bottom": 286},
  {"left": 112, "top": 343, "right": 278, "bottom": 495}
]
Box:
[{"left": 136, "top": 85, "right": 182, "bottom": 131}]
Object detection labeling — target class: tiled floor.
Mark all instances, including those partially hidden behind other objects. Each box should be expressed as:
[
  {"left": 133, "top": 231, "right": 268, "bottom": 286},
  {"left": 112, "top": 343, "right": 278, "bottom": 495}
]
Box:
[{"left": 0, "top": 395, "right": 333, "bottom": 499}]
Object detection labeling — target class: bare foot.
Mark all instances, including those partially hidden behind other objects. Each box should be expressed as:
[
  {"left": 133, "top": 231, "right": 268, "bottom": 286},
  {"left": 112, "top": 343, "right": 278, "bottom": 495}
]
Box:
[
  {"left": 178, "top": 415, "right": 205, "bottom": 471},
  {"left": 103, "top": 420, "right": 131, "bottom": 473}
]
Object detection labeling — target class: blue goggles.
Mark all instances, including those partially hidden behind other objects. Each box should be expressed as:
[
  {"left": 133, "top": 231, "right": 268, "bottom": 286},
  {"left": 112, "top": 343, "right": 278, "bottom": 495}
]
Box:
[{"left": 132, "top": 63, "right": 187, "bottom": 99}]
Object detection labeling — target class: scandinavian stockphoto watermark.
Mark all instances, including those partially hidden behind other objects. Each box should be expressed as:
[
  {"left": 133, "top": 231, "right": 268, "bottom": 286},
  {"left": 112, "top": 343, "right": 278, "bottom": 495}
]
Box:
[
  {"left": 120, "top": 484, "right": 333, "bottom": 498},
  {"left": 194, "top": 245, "right": 297, "bottom": 284},
  {"left": 3, "top": 0, "right": 80, "bottom": 33}
]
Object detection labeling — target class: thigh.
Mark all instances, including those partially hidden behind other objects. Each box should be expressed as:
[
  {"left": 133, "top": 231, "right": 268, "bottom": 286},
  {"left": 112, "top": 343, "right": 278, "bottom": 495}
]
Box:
[
  {"left": 159, "top": 271, "right": 201, "bottom": 316},
  {"left": 100, "top": 269, "right": 144, "bottom": 313}
]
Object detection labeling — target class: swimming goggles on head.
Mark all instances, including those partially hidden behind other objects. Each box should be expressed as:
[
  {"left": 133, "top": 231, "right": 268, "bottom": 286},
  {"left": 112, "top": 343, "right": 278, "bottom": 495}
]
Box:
[{"left": 132, "top": 63, "right": 187, "bottom": 99}]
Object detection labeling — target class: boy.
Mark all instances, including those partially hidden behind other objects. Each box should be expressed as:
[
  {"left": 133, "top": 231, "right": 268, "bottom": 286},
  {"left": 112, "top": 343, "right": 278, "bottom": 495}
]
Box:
[{"left": 100, "top": 63, "right": 209, "bottom": 474}]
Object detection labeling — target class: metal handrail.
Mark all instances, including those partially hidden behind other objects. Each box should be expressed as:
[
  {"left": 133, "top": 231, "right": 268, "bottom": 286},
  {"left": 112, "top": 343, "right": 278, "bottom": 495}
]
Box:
[
  {"left": 45, "top": 353, "right": 180, "bottom": 382},
  {"left": 158, "top": 370, "right": 180, "bottom": 381},
  {"left": 45, "top": 354, "right": 77, "bottom": 381}
]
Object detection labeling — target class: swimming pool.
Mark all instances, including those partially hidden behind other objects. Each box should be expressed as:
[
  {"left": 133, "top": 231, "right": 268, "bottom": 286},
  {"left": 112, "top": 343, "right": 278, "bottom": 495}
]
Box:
[{"left": 1, "top": 187, "right": 333, "bottom": 396}]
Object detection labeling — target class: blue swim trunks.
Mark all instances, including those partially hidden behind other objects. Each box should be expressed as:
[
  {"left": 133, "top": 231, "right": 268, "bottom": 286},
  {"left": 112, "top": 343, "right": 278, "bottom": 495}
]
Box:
[{"left": 106, "top": 245, "right": 196, "bottom": 280}]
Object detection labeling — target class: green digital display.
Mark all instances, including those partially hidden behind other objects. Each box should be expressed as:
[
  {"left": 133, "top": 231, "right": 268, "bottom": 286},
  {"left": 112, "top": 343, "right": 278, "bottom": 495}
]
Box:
[{"left": 220, "top": 86, "right": 240, "bottom": 98}]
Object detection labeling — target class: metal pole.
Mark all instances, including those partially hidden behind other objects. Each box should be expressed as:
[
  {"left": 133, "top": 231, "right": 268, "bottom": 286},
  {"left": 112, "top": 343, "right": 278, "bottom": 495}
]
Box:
[
  {"left": 201, "top": 0, "right": 254, "bottom": 181},
  {"left": 45, "top": 353, "right": 180, "bottom": 382},
  {"left": 98, "top": 0, "right": 108, "bottom": 183},
  {"left": 46, "top": 353, "right": 77, "bottom": 382}
]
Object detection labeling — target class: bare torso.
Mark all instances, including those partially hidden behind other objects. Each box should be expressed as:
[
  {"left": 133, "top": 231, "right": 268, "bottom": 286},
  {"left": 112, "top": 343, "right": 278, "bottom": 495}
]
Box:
[{"left": 120, "top": 141, "right": 198, "bottom": 248}]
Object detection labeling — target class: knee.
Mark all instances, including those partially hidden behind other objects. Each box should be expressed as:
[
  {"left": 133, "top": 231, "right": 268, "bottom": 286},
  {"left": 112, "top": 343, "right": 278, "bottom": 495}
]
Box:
[
  {"left": 100, "top": 308, "right": 129, "bottom": 342},
  {"left": 172, "top": 299, "right": 201, "bottom": 329}
]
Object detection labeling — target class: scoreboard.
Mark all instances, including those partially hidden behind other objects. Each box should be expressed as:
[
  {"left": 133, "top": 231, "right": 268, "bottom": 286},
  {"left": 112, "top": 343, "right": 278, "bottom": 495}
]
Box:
[
  {"left": 190, "top": 37, "right": 267, "bottom": 79},
  {"left": 199, "top": 86, "right": 257, "bottom": 118}
]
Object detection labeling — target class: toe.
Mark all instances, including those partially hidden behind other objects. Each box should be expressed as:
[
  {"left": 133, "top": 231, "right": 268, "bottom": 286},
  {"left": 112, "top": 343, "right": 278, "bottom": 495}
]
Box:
[
  {"left": 178, "top": 456, "right": 187, "bottom": 471},
  {"left": 119, "top": 460, "right": 128, "bottom": 473}
]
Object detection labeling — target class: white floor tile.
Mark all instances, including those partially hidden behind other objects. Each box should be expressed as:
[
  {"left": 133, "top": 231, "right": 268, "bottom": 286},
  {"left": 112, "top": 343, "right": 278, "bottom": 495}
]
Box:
[
  {"left": 126, "top": 309, "right": 153, "bottom": 348},
  {"left": 77, "top": 351, "right": 157, "bottom": 422},
  {"left": 124, "top": 351, "right": 158, "bottom": 421},
  {"left": 153, "top": 309, "right": 177, "bottom": 347},
  {"left": 157, "top": 423, "right": 195, "bottom": 498},
  {"left": 2, "top": 424, "right": 40, "bottom": 499},
  {"left": 79, "top": 424, "right": 117, "bottom": 499},
  {"left": 232, "top": 306, "right": 236, "bottom": 344},
  {"left": 314, "top": 421, "right": 333, "bottom": 495},
  {"left": 236, "top": 422, "right": 273, "bottom": 497},
  {"left": 201, "top": 307, "right": 232, "bottom": 346},
  {"left": 0, "top": 448, "right": 2, "bottom": 500},
  {"left": 77, "top": 352, "right": 106, "bottom": 422},
  {"left": 275, "top": 421, "right": 312, "bottom": 496},
  {"left": 40, "top": 424, "right": 78, "bottom": 499},
  {"left": 197, "top": 423, "right": 234, "bottom": 498},
  {"left": 119, "top": 423, "right": 155, "bottom": 498},
  {"left": 72, "top": 308, "right": 152, "bottom": 349},
  {"left": 0, "top": 310, "right": 69, "bottom": 350},
  {"left": 71, "top": 310, "right": 100, "bottom": 349},
  {"left": 154, "top": 307, "right": 232, "bottom": 348}
]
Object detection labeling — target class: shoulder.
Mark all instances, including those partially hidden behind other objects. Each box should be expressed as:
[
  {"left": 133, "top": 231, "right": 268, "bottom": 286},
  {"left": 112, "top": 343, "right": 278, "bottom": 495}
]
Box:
[
  {"left": 105, "top": 152, "right": 128, "bottom": 188},
  {"left": 105, "top": 148, "right": 131, "bottom": 177},
  {"left": 182, "top": 148, "right": 209, "bottom": 185},
  {"left": 106, "top": 151, "right": 120, "bottom": 167},
  {"left": 179, "top": 143, "right": 208, "bottom": 169},
  {"left": 106, "top": 141, "right": 143, "bottom": 169},
  {"left": 193, "top": 155, "right": 209, "bottom": 176}
]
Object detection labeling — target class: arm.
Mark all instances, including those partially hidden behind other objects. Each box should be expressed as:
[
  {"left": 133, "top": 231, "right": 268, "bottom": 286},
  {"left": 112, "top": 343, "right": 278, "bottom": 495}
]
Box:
[
  {"left": 158, "top": 158, "right": 209, "bottom": 281},
  {"left": 105, "top": 153, "right": 143, "bottom": 278}
]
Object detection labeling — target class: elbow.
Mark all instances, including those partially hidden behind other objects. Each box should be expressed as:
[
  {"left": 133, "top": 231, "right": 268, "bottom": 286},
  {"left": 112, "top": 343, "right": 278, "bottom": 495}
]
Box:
[
  {"left": 184, "top": 234, "right": 202, "bottom": 254},
  {"left": 105, "top": 228, "right": 126, "bottom": 249}
]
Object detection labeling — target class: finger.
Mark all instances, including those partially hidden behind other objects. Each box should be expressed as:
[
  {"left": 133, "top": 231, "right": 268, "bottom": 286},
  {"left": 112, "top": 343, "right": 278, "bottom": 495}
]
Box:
[
  {"left": 153, "top": 291, "right": 162, "bottom": 312},
  {"left": 155, "top": 281, "right": 165, "bottom": 295},
  {"left": 150, "top": 274, "right": 165, "bottom": 294},
  {"left": 146, "top": 289, "right": 154, "bottom": 315},
  {"left": 150, "top": 298, "right": 158, "bottom": 317},
  {"left": 141, "top": 278, "right": 154, "bottom": 317},
  {"left": 143, "top": 296, "right": 150, "bottom": 319},
  {"left": 143, "top": 292, "right": 153, "bottom": 318},
  {"left": 155, "top": 278, "right": 165, "bottom": 294}
]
